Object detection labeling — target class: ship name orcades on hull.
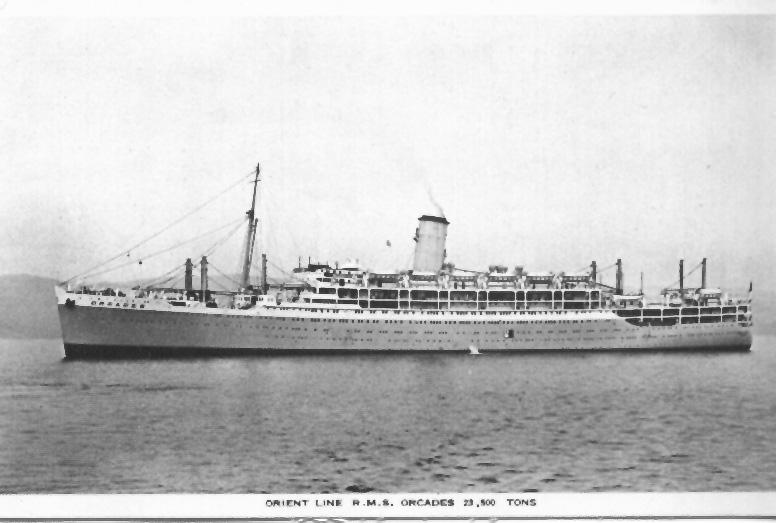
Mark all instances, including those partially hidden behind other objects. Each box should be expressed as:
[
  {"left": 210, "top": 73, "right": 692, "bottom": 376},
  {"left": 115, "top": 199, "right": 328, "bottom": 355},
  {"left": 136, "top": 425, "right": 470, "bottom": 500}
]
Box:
[{"left": 56, "top": 162, "right": 753, "bottom": 358}]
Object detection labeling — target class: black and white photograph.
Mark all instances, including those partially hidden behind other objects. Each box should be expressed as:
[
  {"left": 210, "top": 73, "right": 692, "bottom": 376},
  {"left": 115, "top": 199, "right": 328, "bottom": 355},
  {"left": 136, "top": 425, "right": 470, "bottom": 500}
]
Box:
[{"left": 1, "top": 0, "right": 775, "bottom": 518}]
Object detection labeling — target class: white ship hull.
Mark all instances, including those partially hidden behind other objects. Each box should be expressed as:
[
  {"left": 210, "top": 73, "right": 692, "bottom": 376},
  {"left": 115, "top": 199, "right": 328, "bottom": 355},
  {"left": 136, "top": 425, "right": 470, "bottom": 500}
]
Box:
[{"left": 57, "top": 293, "right": 753, "bottom": 358}]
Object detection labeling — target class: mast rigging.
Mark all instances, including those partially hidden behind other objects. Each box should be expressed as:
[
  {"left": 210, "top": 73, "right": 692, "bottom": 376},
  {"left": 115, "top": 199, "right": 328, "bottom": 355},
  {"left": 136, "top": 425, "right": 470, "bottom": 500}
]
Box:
[{"left": 240, "top": 162, "right": 261, "bottom": 290}]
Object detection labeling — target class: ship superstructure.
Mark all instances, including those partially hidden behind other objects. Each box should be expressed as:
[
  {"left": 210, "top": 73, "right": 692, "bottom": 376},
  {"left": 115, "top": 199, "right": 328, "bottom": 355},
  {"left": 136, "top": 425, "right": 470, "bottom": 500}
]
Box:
[{"left": 56, "top": 163, "right": 753, "bottom": 357}]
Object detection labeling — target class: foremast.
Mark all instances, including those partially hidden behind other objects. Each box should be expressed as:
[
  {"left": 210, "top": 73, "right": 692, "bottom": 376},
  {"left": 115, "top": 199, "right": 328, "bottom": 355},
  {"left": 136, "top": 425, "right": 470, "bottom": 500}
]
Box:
[{"left": 240, "top": 162, "right": 261, "bottom": 290}]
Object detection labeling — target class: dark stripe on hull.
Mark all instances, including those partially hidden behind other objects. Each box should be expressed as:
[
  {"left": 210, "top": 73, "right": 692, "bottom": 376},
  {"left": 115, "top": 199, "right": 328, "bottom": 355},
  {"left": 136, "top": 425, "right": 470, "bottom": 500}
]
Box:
[
  {"left": 63, "top": 344, "right": 465, "bottom": 359},
  {"left": 63, "top": 343, "right": 752, "bottom": 359}
]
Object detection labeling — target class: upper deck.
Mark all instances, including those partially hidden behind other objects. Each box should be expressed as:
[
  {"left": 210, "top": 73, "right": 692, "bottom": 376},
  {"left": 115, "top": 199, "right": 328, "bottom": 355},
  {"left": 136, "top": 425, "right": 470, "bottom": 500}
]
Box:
[{"left": 286, "top": 264, "right": 752, "bottom": 328}]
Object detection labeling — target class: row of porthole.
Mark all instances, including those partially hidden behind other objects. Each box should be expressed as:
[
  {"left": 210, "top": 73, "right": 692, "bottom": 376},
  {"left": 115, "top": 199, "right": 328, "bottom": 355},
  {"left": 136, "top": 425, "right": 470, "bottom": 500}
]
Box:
[
  {"left": 309, "top": 318, "right": 602, "bottom": 326},
  {"left": 293, "top": 307, "right": 612, "bottom": 316},
  {"left": 90, "top": 301, "right": 145, "bottom": 309}
]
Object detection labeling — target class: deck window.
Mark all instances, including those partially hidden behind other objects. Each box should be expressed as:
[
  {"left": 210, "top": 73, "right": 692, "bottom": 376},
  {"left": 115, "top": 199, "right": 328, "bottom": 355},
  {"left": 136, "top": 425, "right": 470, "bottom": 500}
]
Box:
[
  {"left": 338, "top": 288, "right": 358, "bottom": 299},
  {"left": 411, "top": 290, "right": 439, "bottom": 301},
  {"left": 450, "top": 291, "right": 476, "bottom": 301},
  {"left": 372, "top": 300, "right": 398, "bottom": 309},
  {"left": 563, "top": 302, "right": 586, "bottom": 310},
  {"left": 371, "top": 289, "right": 398, "bottom": 300},
  {"left": 527, "top": 291, "right": 552, "bottom": 301},
  {"left": 411, "top": 301, "right": 439, "bottom": 309},
  {"left": 489, "top": 291, "right": 515, "bottom": 301}
]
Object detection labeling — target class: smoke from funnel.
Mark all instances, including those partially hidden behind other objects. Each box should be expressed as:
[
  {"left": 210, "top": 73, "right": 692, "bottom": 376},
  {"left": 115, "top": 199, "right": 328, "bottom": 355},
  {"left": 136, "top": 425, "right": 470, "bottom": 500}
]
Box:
[{"left": 426, "top": 187, "right": 445, "bottom": 218}]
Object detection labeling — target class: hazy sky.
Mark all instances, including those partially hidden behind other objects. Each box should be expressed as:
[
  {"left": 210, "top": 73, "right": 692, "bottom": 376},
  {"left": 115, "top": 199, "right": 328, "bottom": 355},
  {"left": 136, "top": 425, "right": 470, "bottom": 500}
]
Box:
[{"left": 1, "top": 13, "right": 774, "bottom": 295}]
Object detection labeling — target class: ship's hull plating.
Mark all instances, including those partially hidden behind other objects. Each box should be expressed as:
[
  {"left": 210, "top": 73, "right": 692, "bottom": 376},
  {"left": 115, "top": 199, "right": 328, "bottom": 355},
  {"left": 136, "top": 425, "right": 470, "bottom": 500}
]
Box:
[{"left": 57, "top": 302, "right": 752, "bottom": 359}]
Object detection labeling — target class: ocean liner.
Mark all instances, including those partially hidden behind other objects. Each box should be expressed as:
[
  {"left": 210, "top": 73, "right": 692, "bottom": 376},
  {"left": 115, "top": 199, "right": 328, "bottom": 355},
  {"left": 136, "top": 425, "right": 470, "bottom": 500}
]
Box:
[{"left": 56, "top": 163, "right": 753, "bottom": 357}]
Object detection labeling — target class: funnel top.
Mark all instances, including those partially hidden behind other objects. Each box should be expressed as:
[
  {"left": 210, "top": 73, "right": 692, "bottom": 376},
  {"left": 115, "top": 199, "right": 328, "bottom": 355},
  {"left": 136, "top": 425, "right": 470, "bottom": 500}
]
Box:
[{"left": 418, "top": 214, "right": 449, "bottom": 225}]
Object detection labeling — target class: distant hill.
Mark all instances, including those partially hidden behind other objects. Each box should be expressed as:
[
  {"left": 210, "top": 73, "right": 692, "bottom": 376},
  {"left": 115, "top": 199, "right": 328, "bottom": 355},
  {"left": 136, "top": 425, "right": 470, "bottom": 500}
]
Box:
[
  {"left": 0, "top": 273, "right": 774, "bottom": 340},
  {"left": 0, "top": 274, "right": 60, "bottom": 339}
]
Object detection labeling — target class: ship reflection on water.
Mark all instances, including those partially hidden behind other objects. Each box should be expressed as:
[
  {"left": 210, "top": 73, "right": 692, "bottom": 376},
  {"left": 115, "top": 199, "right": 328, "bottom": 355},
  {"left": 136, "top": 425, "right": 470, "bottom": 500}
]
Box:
[{"left": 1, "top": 337, "right": 775, "bottom": 493}]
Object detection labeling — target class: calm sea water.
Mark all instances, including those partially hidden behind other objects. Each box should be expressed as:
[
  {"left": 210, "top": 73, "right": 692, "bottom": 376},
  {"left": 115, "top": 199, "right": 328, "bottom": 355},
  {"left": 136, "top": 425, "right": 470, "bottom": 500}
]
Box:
[{"left": 1, "top": 337, "right": 775, "bottom": 493}]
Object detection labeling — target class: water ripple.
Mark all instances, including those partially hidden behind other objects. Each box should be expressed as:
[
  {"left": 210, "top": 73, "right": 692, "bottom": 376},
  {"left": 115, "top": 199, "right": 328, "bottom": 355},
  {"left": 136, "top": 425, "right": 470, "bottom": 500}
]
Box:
[{"left": 1, "top": 338, "right": 775, "bottom": 492}]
